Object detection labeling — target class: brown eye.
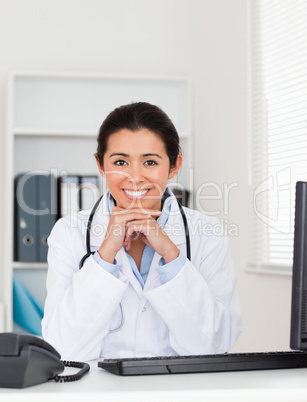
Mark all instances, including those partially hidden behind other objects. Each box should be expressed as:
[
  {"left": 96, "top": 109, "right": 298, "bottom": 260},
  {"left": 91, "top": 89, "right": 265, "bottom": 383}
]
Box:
[
  {"left": 145, "top": 160, "right": 157, "bottom": 166},
  {"left": 114, "top": 160, "right": 127, "bottom": 166}
]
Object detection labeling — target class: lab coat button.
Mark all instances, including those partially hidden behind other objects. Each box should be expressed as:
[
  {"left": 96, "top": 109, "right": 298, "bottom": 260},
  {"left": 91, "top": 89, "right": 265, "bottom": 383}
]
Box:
[{"left": 142, "top": 307, "right": 146, "bottom": 312}]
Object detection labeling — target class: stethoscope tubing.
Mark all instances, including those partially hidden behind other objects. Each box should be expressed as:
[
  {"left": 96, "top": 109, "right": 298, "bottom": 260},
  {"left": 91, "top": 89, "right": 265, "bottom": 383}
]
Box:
[{"left": 79, "top": 195, "right": 103, "bottom": 270}]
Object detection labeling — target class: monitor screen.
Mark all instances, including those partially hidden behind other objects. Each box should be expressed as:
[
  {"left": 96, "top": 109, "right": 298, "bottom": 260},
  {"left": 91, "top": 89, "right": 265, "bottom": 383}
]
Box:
[{"left": 290, "top": 181, "right": 307, "bottom": 351}]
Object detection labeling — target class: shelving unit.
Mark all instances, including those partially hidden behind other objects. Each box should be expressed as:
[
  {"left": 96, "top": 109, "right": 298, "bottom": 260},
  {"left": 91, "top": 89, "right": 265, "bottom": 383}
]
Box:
[{"left": 3, "top": 72, "right": 192, "bottom": 332}]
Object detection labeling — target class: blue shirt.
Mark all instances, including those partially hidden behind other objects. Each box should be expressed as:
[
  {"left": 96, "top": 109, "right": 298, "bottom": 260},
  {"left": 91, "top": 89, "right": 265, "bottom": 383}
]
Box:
[{"left": 93, "top": 189, "right": 185, "bottom": 288}]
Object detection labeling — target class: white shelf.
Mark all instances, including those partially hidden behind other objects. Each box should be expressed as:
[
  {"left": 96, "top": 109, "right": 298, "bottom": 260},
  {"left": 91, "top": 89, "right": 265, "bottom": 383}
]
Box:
[
  {"left": 3, "top": 71, "right": 193, "bottom": 332},
  {"left": 14, "top": 128, "right": 190, "bottom": 139},
  {"left": 14, "top": 128, "right": 98, "bottom": 137},
  {"left": 13, "top": 262, "right": 48, "bottom": 270},
  {"left": 13, "top": 74, "right": 190, "bottom": 134}
]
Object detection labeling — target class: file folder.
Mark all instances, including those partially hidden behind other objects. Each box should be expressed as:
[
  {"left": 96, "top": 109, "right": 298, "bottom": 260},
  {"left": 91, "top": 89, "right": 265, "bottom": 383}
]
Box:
[
  {"left": 58, "top": 176, "right": 80, "bottom": 218},
  {"left": 15, "top": 173, "right": 57, "bottom": 262},
  {"left": 37, "top": 174, "right": 57, "bottom": 262},
  {"left": 15, "top": 173, "right": 38, "bottom": 262},
  {"left": 80, "top": 176, "right": 100, "bottom": 211},
  {"left": 58, "top": 175, "right": 100, "bottom": 217}
]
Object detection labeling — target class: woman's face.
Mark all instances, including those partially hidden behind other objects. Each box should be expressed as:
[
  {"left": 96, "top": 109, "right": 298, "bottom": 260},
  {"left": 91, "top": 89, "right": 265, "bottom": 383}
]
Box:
[{"left": 97, "top": 129, "right": 182, "bottom": 211}]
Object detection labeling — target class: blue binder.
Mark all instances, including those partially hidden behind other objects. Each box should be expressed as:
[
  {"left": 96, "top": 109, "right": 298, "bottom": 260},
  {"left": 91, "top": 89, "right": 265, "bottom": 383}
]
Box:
[
  {"left": 37, "top": 174, "right": 57, "bottom": 262},
  {"left": 15, "top": 174, "right": 38, "bottom": 262},
  {"left": 15, "top": 173, "right": 57, "bottom": 262}
]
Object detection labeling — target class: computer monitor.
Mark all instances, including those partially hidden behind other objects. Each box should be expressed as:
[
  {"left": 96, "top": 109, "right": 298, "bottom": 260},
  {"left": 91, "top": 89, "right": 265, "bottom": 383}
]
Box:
[{"left": 290, "top": 181, "right": 307, "bottom": 351}]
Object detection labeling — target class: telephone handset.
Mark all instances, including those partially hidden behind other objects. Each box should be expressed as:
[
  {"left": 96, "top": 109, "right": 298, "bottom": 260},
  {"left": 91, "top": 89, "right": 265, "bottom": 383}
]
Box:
[{"left": 0, "top": 333, "right": 90, "bottom": 388}]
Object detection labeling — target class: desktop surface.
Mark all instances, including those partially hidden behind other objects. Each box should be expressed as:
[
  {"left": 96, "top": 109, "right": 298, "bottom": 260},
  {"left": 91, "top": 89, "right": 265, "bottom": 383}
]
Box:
[{"left": 1, "top": 360, "right": 307, "bottom": 402}]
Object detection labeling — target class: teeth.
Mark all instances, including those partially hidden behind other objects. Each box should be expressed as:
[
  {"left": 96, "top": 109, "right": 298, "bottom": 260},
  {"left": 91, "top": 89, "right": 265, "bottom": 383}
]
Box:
[{"left": 124, "top": 189, "right": 149, "bottom": 197}]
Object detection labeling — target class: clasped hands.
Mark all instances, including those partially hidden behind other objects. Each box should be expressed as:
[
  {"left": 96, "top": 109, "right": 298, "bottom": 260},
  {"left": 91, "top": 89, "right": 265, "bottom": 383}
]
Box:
[{"left": 98, "top": 206, "right": 179, "bottom": 265}]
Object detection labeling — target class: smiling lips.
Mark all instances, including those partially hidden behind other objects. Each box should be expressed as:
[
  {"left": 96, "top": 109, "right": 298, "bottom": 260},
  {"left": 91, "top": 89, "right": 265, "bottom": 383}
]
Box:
[{"left": 122, "top": 189, "right": 150, "bottom": 200}]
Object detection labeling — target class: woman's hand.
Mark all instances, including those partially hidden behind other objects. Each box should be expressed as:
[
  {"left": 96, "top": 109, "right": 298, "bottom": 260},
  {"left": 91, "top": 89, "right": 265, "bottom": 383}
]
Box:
[
  {"left": 98, "top": 207, "right": 161, "bottom": 264},
  {"left": 124, "top": 216, "right": 180, "bottom": 264},
  {"left": 98, "top": 206, "right": 179, "bottom": 264}
]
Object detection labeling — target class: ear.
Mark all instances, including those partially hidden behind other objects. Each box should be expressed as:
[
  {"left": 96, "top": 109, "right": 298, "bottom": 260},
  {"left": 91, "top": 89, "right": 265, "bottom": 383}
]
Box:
[
  {"left": 168, "top": 154, "right": 183, "bottom": 180},
  {"left": 95, "top": 154, "right": 106, "bottom": 178}
]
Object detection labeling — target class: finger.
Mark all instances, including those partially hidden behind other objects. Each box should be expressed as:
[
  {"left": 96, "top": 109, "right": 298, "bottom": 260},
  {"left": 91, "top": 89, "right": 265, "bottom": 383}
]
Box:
[
  {"left": 112, "top": 208, "right": 161, "bottom": 217},
  {"left": 124, "top": 232, "right": 135, "bottom": 250},
  {"left": 124, "top": 239, "right": 131, "bottom": 250},
  {"left": 125, "top": 221, "right": 154, "bottom": 240},
  {"left": 126, "top": 218, "right": 157, "bottom": 227},
  {"left": 121, "top": 213, "right": 159, "bottom": 225},
  {"left": 130, "top": 209, "right": 161, "bottom": 216},
  {"left": 124, "top": 228, "right": 138, "bottom": 245}
]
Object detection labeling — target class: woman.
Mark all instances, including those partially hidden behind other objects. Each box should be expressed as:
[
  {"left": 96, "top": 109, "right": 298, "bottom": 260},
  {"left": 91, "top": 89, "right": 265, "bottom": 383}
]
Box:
[{"left": 42, "top": 102, "right": 241, "bottom": 361}]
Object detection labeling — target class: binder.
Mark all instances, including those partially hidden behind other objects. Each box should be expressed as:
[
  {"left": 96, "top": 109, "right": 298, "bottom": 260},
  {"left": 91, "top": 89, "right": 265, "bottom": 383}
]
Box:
[
  {"left": 58, "top": 176, "right": 80, "bottom": 218},
  {"left": 15, "top": 173, "right": 57, "bottom": 262},
  {"left": 80, "top": 176, "right": 100, "bottom": 211},
  {"left": 15, "top": 173, "right": 38, "bottom": 262},
  {"left": 58, "top": 175, "right": 100, "bottom": 217},
  {"left": 37, "top": 174, "right": 57, "bottom": 262}
]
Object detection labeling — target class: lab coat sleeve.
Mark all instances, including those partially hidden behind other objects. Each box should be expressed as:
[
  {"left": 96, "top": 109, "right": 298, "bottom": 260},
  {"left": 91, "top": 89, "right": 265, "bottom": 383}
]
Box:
[
  {"left": 41, "top": 218, "right": 129, "bottom": 361},
  {"left": 156, "top": 252, "right": 185, "bottom": 283},
  {"left": 93, "top": 251, "right": 121, "bottom": 276},
  {"left": 144, "top": 222, "right": 242, "bottom": 355}
]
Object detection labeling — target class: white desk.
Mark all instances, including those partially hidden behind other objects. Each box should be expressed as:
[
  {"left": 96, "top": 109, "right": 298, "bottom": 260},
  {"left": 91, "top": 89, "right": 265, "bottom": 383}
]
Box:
[{"left": 1, "top": 360, "right": 307, "bottom": 402}]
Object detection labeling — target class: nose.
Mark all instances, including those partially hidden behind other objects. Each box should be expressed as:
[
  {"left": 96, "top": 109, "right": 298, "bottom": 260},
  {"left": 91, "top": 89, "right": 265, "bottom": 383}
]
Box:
[{"left": 128, "top": 163, "right": 145, "bottom": 186}]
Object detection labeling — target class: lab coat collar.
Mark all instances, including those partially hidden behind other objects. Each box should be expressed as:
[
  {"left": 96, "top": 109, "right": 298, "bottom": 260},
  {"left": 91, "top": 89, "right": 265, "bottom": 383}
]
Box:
[
  {"left": 164, "top": 194, "right": 187, "bottom": 246},
  {"left": 88, "top": 193, "right": 110, "bottom": 247}
]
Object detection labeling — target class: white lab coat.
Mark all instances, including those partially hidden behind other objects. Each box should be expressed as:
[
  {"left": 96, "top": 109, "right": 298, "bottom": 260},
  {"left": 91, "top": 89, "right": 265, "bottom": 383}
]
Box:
[{"left": 42, "top": 193, "right": 241, "bottom": 361}]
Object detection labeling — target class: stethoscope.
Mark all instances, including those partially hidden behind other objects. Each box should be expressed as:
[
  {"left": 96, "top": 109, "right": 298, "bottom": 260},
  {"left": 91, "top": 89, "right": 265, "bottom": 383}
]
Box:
[{"left": 79, "top": 194, "right": 191, "bottom": 332}]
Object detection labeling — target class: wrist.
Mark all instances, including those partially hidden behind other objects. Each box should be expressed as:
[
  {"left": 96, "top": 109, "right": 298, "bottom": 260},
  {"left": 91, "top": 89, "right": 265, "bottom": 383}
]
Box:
[
  {"left": 98, "top": 241, "right": 118, "bottom": 264},
  {"left": 162, "top": 245, "right": 179, "bottom": 264}
]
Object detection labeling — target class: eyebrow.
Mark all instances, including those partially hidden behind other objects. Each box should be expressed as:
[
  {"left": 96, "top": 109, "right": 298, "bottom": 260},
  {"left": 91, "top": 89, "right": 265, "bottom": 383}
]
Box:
[{"left": 109, "top": 152, "right": 162, "bottom": 159}]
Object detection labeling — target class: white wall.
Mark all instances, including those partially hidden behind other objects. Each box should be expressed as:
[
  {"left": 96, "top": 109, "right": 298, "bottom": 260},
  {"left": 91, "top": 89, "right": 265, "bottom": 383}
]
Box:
[{"left": 0, "top": 0, "right": 292, "bottom": 352}]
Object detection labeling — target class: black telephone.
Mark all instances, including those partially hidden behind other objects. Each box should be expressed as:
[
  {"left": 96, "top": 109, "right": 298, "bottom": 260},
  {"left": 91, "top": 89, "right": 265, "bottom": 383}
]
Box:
[{"left": 0, "top": 333, "right": 89, "bottom": 388}]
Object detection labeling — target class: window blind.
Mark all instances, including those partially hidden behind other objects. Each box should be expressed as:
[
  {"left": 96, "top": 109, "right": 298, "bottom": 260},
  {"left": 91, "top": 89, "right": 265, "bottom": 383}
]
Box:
[{"left": 248, "top": 0, "right": 307, "bottom": 274}]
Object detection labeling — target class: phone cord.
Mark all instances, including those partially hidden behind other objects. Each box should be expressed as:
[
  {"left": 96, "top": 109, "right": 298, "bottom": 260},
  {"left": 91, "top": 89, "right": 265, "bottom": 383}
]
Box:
[{"left": 53, "top": 360, "right": 90, "bottom": 382}]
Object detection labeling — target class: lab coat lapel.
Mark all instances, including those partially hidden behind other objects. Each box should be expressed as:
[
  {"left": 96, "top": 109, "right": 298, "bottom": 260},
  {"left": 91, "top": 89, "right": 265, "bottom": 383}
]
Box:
[
  {"left": 88, "top": 193, "right": 109, "bottom": 248},
  {"left": 116, "top": 247, "right": 143, "bottom": 296},
  {"left": 164, "top": 195, "right": 187, "bottom": 249},
  {"left": 143, "top": 251, "right": 162, "bottom": 291}
]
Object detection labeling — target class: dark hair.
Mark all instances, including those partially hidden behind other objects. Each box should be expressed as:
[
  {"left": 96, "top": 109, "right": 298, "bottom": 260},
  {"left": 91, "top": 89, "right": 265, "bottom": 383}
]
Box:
[{"left": 96, "top": 102, "right": 181, "bottom": 169}]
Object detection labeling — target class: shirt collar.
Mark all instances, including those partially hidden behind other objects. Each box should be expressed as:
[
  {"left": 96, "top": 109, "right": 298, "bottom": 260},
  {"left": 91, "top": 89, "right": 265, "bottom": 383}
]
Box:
[{"left": 106, "top": 187, "right": 172, "bottom": 229}]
